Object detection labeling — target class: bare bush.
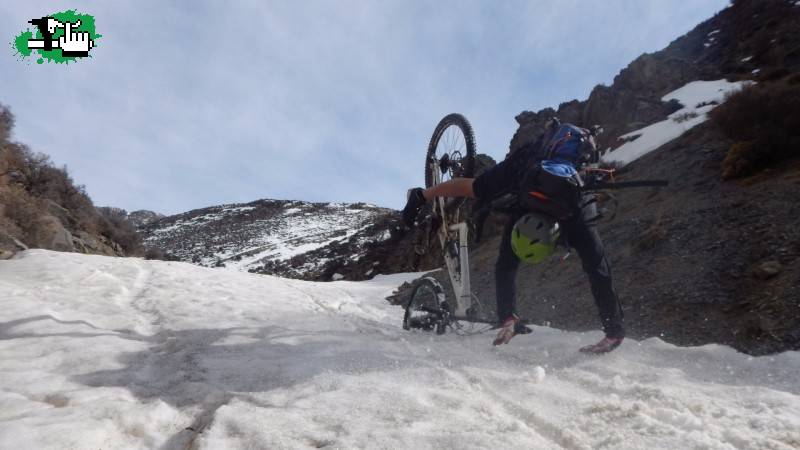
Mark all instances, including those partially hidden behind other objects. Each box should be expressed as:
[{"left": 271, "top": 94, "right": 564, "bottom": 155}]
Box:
[
  {"left": 0, "top": 105, "right": 13, "bottom": 143},
  {"left": 672, "top": 111, "right": 699, "bottom": 123},
  {"left": 634, "top": 213, "right": 666, "bottom": 252},
  {"left": 722, "top": 141, "right": 760, "bottom": 179},
  {"left": 0, "top": 103, "right": 143, "bottom": 255},
  {"left": 144, "top": 247, "right": 179, "bottom": 261},
  {"left": 96, "top": 211, "right": 143, "bottom": 255},
  {"left": 0, "top": 185, "right": 47, "bottom": 247},
  {"left": 710, "top": 80, "right": 800, "bottom": 178}
]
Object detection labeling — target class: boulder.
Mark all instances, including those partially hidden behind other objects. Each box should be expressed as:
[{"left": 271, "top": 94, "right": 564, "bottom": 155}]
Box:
[
  {"left": 45, "top": 199, "right": 76, "bottom": 227},
  {"left": 508, "top": 108, "right": 556, "bottom": 153},
  {"left": 71, "top": 235, "right": 89, "bottom": 253},
  {"left": 752, "top": 261, "right": 783, "bottom": 280},
  {"left": 77, "top": 231, "right": 101, "bottom": 252},
  {"left": 68, "top": 230, "right": 122, "bottom": 256},
  {"left": 39, "top": 215, "right": 74, "bottom": 252}
]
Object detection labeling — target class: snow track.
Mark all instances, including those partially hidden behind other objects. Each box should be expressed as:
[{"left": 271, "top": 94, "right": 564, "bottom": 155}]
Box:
[{"left": 1, "top": 250, "right": 799, "bottom": 449}]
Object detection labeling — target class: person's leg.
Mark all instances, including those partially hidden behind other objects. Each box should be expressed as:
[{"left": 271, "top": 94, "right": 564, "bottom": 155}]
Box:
[
  {"left": 560, "top": 201, "right": 624, "bottom": 338},
  {"left": 495, "top": 217, "right": 521, "bottom": 322}
]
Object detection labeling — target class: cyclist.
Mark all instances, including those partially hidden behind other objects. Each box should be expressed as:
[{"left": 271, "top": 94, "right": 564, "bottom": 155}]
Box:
[{"left": 402, "top": 119, "right": 624, "bottom": 354}]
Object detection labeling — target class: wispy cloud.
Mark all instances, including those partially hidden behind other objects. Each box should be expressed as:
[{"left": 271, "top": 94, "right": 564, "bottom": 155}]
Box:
[{"left": 2, "top": 0, "right": 728, "bottom": 214}]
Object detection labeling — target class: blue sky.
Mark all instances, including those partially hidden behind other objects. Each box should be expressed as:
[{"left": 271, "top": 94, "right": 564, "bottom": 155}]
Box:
[{"left": 2, "top": 1, "right": 729, "bottom": 215}]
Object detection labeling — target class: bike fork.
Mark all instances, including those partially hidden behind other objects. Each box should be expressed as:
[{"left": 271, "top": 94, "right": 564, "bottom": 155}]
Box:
[{"left": 445, "top": 222, "right": 472, "bottom": 318}]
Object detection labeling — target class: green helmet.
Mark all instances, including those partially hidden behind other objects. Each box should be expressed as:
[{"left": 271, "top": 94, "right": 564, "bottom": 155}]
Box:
[{"left": 510, "top": 213, "right": 560, "bottom": 264}]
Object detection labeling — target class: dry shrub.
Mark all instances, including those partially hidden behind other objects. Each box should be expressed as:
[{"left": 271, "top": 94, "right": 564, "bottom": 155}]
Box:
[
  {"left": 0, "top": 185, "right": 47, "bottom": 247},
  {"left": 144, "top": 247, "right": 178, "bottom": 261},
  {"left": 757, "top": 68, "right": 791, "bottom": 83},
  {"left": 96, "top": 212, "right": 142, "bottom": 255},
  {"left": 787, "top": 72, "right": 800, "bottom": 85},
  {"left": 722, "top": 141, "right": 759, "bottom": 179},
  {"left": 672, "top": 111, "right": 699, "bottom": 123},
  {"left": 0, "top": 106, "right": 12, "bottom": 144},
  {"left": 711, "top": 80, "right": 800, "bottom": 179},
  {"left": 634, "top": 214, "right": 666, "bottom": 252}
]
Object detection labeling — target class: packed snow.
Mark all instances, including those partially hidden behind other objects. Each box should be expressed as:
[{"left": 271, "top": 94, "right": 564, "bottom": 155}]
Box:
[
  {"left": 2, "top": 250, "right": 800, "bottom": 449},
  {"left": 603, "top": 79, "right": 750, "bottom": 166}
]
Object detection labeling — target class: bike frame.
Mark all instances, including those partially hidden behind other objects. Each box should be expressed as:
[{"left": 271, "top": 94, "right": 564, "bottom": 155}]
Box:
[{"left": 430, "top": 161, "right": 473, "bottom": 319}]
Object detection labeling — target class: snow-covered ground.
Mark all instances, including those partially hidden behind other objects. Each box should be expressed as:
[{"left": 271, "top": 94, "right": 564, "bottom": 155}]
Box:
[
  {"left": 603, "top": 79, "right": 751, "bottom": 166},
  {"left": 2, "top": 251, "right": 799, "bottom": 449}
]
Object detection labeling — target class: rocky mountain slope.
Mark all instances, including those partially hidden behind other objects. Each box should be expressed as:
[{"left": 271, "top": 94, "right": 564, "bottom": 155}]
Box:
[
  {"left": 510, "top": 0, "right": 800, "bottom": 155},
  {"left": 138, "top": 200, "right": 426, "bottom": 281}
]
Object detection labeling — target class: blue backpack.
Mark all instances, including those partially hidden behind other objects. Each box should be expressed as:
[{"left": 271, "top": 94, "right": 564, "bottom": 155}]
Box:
[
  {"left": 515, "top": 120, "right": 598, "bottom": 220},
  {"left": 540, "top": 122, "right": 598, "bottom": 166}
]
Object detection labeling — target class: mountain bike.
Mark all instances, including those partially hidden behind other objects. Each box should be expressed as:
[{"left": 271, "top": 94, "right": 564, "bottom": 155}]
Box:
[
  {"left": 402, "top": 114, "right": 668, "bottom": 336},
  {"left": 403, "top": 113, "right": 491, "bottom": 335}
]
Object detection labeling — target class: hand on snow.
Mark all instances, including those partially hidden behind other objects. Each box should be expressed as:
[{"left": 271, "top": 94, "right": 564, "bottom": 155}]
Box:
[
  {"left": 492, "top": 315, "right": 531, "bottom": 346},
  {"left": 493, "top": 316, "right": 517, "bottom": 346}
]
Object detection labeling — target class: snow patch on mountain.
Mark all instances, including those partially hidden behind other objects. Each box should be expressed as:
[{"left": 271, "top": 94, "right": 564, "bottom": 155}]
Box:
[{"left": 603, "top": 79, "right": 751, "bottom": 166}]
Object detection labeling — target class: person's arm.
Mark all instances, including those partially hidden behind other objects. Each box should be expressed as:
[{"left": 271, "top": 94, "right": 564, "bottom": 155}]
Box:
[{"left": 422, "top": 177, "right": 475, "bottom": 200}]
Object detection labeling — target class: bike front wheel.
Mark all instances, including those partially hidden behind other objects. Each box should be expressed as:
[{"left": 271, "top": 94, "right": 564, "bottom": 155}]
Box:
[{"left": 425, "top": 114, "right": 476, "bottom": 226}]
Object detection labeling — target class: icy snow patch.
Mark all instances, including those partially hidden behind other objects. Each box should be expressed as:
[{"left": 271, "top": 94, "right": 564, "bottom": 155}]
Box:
[
  {"left": 603, "top": 79, "right": 750, "bottom": 166},
  {"left": 1, "top": 251, "right": 800, "bottom": 449},
  {"left": 376, "top": 229, "right": 392, "bottom": 242}
]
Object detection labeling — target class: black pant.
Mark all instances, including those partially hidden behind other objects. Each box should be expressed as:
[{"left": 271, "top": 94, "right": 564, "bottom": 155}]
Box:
[{"left": 495, "top": 200, "right": 624, "bottom": 338}]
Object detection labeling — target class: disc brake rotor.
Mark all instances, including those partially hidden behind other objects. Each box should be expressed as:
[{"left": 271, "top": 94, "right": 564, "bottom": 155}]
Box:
[{"left": 448, "top": 151, "right": 464, "bottom": 177}]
